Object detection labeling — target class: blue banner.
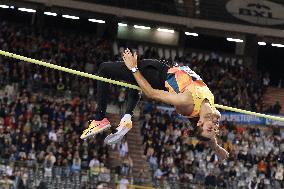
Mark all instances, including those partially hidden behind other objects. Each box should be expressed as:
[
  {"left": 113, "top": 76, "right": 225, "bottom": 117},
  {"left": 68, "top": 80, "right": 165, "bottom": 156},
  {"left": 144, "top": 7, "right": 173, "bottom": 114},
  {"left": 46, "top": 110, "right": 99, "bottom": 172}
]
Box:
[
  {"left": 220, "top": 112, "right": 266, "bottom": 125},
  {"left": 156, "top": 105, "right": 284, "bottom": 126},
  {"left": 219, "top": 112, "right": 284, "bottom": 126},
  {"left": 265, "top": 118, "right": 284, "bottom": 127}
]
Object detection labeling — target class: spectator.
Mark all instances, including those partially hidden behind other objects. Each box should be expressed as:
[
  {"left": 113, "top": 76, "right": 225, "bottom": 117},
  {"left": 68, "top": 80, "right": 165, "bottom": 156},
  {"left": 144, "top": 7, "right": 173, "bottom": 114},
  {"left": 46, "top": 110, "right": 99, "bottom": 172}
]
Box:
[
  {"left": 119, "top": 139, "right": 128, "bottom": 158},
  {"left": 89, "top": 154, "right": 100, "bottom": 168},
  {"left": 204, "top": 172, "right": 217, "bottom": 188},
  {"left": 120, "top": 154, "right": 133, "bottom": 176},
  {"left": 258, "top": 178, "right": 265, "bottom": 189},
  {"left": 257, "top": 160, "right": 267, "bottom": 175},
  {"left": 71, "top": 153, "right": 82, "bottom": 173},
  {"left": 217, "top": 175, "right": 227, "bottom": 188},
  {"left": 263, "top": 73, "right": 270, "bottom": 87},
  {"left": 154, "top": 166, "right": 164, "bottom": 186},
  {"left": 273, "top": 101, "right": 282, "bottom": 114},
  {"left": 274, "top": 164, "right": 283, "bottom": 181},
  {"left": 118, "top": 176, "right": 129, "bottom": 189},
  {"left": 118, "top": 88, "right": 126, "bottom": 115},
  {"left": 44, "top": 152, "right": 56, "bottom": 177},
  {"left": 148, "top": 153, "right": 158, "bottom": 171},
  {"left": 248, "top": 177, "right": 258, "bottom": 189},
  {"left": 135, "top": 169, "right": 146, "bottom": 185}
]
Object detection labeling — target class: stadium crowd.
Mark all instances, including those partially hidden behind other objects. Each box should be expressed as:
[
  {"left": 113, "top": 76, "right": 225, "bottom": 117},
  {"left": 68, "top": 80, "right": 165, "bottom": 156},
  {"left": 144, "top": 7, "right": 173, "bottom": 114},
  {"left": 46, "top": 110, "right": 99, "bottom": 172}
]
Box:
[
  {"left": 141, "top": 104, "right": 284, "bottom": 188},
  {"left": 0, "top": 20, "right": 115, "bottom": 188},
  {"left": 0, "top": 18, "right": 283, "bottom": 189},
  {"left": 0, "top": 89, "right": 112, "bottom": 188}
]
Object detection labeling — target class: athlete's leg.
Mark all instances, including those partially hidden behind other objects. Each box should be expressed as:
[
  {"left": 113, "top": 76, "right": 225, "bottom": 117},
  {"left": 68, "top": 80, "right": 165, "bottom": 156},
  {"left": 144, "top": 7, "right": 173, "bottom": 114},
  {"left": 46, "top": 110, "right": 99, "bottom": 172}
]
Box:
[
  {"left": 81, "top": 61, "right": 135, "bottom": 139},
  {"left": 81, "top": 59, "right": 168, "bottom": 140},
  {"left": 104, "top": 59, "right": 169, "bottom": 144},
  {"left": 95, "top": 61, "right": 136, "bottom": 121},
  {"left": 97, "top": 59, "right": 168, "bottom": 119}
]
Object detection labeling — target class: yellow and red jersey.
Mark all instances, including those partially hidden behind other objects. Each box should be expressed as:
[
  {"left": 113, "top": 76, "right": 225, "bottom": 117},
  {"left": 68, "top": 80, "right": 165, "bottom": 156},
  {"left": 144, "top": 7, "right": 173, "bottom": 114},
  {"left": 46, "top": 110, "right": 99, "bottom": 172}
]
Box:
[{"left": 165, "top": 66, "right": 215, "bottom": 118}]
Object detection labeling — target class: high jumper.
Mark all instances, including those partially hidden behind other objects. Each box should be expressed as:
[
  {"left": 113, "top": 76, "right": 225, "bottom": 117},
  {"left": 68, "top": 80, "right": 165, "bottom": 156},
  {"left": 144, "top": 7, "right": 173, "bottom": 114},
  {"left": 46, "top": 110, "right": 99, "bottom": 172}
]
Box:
[{"left": 81, "top": 49, "right": 229, "bottom": 160}]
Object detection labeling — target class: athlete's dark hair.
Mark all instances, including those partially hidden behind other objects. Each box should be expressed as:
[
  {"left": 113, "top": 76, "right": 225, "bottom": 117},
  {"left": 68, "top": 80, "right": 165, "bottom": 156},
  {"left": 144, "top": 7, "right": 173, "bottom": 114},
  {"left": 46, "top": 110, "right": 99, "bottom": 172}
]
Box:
[
  {"left": 192, "top": 126, "right": 211, "bottom": 141},
  {"left": 188, "top": 113, "right": 221, "bottom": 142},
  {"left": 187, "top": 117, "right": 211, "bottom": 141}
]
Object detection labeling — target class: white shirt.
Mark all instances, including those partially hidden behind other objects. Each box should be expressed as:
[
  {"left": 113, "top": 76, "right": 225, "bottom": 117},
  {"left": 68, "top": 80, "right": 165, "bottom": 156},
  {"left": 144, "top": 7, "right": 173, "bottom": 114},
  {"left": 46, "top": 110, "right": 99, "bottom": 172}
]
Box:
[
  {"left": 118, "top": 178, "right": 129, "bottom": 189},
  {"left": 48, "top": 130, "right": 57, "bottom": 141},
  {"left": 89, "top": 158, "right": 100, "bottom": 168},
  {"left": 120, "top": 142, "right": 128, "bottom": 153}
]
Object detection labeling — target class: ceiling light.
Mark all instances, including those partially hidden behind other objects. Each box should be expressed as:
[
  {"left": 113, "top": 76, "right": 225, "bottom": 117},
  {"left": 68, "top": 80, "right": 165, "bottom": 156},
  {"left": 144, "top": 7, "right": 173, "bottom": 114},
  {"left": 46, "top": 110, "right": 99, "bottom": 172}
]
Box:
[
  {"left": 62, "top": 15, "right": 79, "bottom": 20},
  {"left": 226, "top": 38, "right": 244, "bottom": 43},
  {"left": 185, "top": 32, "right": 198, "bottom": 36},
  {"left": 44, "top": 12, "right": 57, "bottom": 16},
  {"left": 134, "top": 25, "right": 151, "bottom": 30},
  {"left": 88, "top": 19, "right": 105, "bottom": 23},
  {"left": 18, "top": 8, "right": 36, "bottom": 13},
  {"left": 0, "top": 5, "right": 9, "bottom": 9},
  {"left": 271, "top": 43, "right": 284, "bottom": 47},
  {"left": 118, "top": 23, "right": 128, "bottom": 27},
  {"left": 258, "top": 42, "right": 266, "bottom": 46},
  {"left": 157, "top": 28, "right": 175, "bottom": 33}
]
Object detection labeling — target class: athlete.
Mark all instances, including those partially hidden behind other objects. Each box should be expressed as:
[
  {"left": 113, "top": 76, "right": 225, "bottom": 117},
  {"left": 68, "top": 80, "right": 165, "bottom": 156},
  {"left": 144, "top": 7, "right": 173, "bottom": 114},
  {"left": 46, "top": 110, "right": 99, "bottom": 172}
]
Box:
[{"left": 81, "top": 49, "right": 229, "bottom": 160}]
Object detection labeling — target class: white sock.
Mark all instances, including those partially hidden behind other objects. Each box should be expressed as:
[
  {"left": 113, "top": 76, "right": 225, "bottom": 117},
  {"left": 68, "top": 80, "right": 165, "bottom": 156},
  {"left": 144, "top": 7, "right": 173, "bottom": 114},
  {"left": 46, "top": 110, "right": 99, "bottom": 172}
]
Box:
[{"left": 121, "top": 114, "right": 132, "bottom": 122}]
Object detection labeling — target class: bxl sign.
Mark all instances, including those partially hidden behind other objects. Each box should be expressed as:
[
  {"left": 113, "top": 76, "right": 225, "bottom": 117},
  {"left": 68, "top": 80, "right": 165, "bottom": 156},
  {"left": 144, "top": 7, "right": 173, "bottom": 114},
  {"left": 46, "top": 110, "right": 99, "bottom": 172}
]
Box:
[
  {"left": 239, "top": 8, "right": 272, "bottom": 18},
  {"left": 226, "top": 0, "right": 284, "bottom": 25}
]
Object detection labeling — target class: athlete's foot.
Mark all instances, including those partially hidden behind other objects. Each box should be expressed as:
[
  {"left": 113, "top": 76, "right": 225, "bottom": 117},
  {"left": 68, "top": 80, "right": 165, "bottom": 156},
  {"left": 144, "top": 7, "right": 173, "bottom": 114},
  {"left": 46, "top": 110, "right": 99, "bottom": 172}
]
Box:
[
  {"left": 104, "top": 117, "right": 132, "bottom": 145},
  {"left": 80, "top": 118, "right": 111, "bottom": 140}
]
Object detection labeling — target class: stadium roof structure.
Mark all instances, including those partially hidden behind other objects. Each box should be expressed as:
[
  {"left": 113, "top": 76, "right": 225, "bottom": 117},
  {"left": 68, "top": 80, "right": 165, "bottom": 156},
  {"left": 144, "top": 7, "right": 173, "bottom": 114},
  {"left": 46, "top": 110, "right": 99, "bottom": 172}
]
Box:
[{"left": 2, "top": 0, "right": 284, "bottom": 39}]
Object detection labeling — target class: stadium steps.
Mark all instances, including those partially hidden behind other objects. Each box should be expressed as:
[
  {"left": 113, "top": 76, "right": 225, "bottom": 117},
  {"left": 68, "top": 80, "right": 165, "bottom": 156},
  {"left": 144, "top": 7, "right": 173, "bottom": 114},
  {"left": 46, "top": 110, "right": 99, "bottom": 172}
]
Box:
[
  {"left": 107, "top": 114, "right": 122, "bottom": 167},
  {"left": 107, "top": 114, "right": 153, "bottom": 185},
  {"left": 127, "top": 118, "right": 153, "bottom": 185},
  {"left": 262, "top": 87, "right": 284, "bottom": 115}
]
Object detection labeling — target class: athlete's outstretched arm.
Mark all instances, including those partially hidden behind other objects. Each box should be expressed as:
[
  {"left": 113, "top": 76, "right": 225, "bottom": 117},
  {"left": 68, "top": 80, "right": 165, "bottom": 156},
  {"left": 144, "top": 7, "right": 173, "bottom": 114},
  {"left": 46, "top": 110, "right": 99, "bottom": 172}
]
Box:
[{"left": 122, "top": 49, "right": 188, "bottom": 106}]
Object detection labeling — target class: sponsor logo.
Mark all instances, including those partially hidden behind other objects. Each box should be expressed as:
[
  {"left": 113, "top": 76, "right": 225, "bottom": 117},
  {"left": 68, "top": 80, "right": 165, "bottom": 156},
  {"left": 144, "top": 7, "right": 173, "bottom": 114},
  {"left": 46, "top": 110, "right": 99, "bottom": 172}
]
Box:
[{"left": 226, "top": 0, "right": 284, "bottom": 25}]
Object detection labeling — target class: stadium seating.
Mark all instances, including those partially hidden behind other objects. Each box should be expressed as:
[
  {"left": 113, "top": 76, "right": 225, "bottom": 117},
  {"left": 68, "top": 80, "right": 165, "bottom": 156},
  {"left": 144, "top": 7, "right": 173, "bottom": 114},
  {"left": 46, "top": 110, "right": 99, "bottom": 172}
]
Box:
[{"left": 0, "top": 18, "right": 283, "bottom": 188}]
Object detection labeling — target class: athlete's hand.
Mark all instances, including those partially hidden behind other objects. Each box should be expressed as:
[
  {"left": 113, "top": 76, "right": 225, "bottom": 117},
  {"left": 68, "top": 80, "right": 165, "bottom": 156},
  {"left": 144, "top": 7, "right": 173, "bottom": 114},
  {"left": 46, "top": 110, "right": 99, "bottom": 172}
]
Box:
[
  {"left": 209, "top": 138, "right": 229, "bottom": 161},
  {"left": 122, "top": 48, "right": 138, "bottom": 70},
  {"left": 215, "top": 145, "right": 229, "bottom": 161}
]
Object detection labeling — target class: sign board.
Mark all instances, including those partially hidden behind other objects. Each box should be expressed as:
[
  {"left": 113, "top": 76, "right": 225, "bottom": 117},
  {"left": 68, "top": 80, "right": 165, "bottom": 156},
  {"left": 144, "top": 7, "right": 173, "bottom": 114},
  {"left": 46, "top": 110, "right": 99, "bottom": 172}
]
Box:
[
  {"left": 156, "top": 105, "right": 284, "bottom": 126},
  {"left": 226, "top": 0, "right": 284, "bottom": 25}
]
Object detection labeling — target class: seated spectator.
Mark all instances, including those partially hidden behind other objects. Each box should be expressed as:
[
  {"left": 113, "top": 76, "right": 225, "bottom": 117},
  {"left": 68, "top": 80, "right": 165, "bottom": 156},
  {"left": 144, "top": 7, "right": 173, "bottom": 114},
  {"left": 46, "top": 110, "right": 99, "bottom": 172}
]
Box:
[
  {"left": 119, "top": 139, "right": 128, "bottom": 158},
  {"left": 118, "top": 175, "right": 129, "bottom": 189},
  {"left": 258, "top": 178, "right": 265, "bottom": 189},
  {"left": 134, "top": 169, "right": 146, "bottom": 185},
  {"left": 154, "top": 166, "right": 164, "bottom": 185},
  {"left": 248, "top": 177, "right": 258, "bottom": 189},
  {"left": 217, "top": 175, "right": 227, "bottom": 188},
  {"left": 257, "top": 160, "right": 267, "bottom": 175},
  {"left": 121, "top": 154, "right": 133, "bottom": 176},
  {"left": 204, "top": 172, "right": 217, "bottom": 188},
  {"left": 44, "top": 152, "right": 56, "bottom": 177},
  {"left": 90, "top": 160, "right": 101, "bottom": 177},
  {"left": 71, "top": 153, "right": 82, "bottom": 173},
  {"left": 62, "top": 159, "right": 71, "bottom": 177},
  {"left": 275, "top": 164, "right": 283, "bottom": 181},
  {"left": 273, "top": 101, "right": 282, "bottom": 114},
  {"left": 148, "top": 153, "right": 158, "bottom": 171}
]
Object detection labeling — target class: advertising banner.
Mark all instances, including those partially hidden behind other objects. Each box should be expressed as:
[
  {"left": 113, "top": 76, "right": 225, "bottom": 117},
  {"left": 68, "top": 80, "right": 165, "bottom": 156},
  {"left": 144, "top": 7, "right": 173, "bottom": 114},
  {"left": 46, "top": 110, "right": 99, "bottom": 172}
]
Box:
[{"left": 156, "top": 105, "right": 284, "bottom": 126}]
